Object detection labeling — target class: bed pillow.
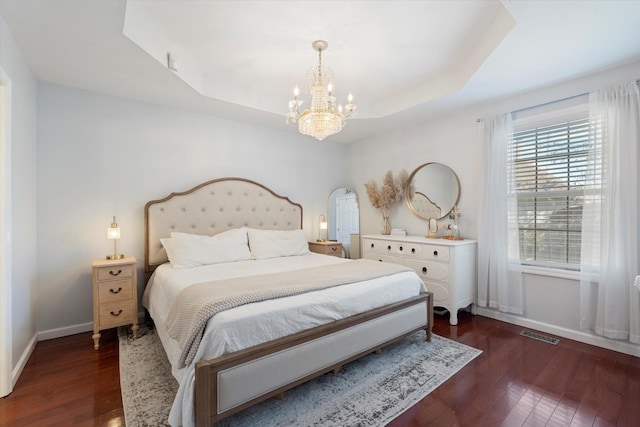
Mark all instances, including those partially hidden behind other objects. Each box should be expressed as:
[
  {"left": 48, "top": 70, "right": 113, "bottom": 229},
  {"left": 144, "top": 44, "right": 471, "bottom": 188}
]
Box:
[
  {"left": 247, "top": 228, "right": 311, "bottom": 259},
  {"left": 161, "top": 228, "right": 251, "bottom": 269}
]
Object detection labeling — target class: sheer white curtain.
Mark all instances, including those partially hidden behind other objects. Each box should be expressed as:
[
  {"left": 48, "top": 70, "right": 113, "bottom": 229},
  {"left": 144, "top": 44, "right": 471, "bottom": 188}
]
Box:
[
  {"left": 580, "top": 81, "right": 640, "bottom": 344},
  {"left": 477, "top": 113, "right": 523, "bottom": 314}
]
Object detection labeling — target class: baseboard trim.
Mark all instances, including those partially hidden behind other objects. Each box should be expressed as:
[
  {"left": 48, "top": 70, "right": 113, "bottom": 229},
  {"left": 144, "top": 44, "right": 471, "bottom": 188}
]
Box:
[
  {"left": 36, "top": 310, "right": 146, "bottom": 342},
  {"left": 37, "top": 322, "right": 93, "bottom": 341},
  {"left": 477, "top": 307, "right": 640, "bottom": 357},
  {"left": 12, "top": 333, "right": 36, "bottom": 389}
]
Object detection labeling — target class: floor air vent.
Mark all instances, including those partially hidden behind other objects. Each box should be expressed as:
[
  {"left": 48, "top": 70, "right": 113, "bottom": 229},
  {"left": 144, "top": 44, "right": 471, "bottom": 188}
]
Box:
[{"left": 520, "top": 330, "right": 560, "bottom": 345}]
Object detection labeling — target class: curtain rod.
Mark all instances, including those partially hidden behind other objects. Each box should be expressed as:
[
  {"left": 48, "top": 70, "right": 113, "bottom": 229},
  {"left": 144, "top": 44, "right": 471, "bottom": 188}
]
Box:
[
  {"left": 511, "top": 92, "right": 588, "bottom": 115},
  {"left": 476, "top": 92, "right": 587, "bottom": 123},
  {"left": 476, "top": 79, "right": 640, "bottom": 122}
]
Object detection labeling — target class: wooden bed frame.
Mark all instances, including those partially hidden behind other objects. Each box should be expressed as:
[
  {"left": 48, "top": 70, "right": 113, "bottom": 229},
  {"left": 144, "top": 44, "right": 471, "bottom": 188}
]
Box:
[{"left": 144, "top": 177, "right": 433, "bottom": 427}]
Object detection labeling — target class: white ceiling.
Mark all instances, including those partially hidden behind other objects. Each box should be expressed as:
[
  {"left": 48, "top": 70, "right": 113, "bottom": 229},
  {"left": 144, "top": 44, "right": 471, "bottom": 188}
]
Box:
[{"left": 1, "top": 0, "right": 640, "bottom": 143}]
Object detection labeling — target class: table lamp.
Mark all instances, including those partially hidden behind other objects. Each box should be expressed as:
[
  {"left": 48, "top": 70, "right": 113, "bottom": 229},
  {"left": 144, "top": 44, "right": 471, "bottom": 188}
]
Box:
[{"left": 106, "top": 216, "right": 124, "bottom": 260}]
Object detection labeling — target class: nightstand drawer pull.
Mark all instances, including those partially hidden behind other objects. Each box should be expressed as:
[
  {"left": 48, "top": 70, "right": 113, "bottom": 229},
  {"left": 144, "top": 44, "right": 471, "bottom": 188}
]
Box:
[
  {"left": 109, "top": 269, "right": 122, "bottom": 277},
  {"left": 422, "top": 267, "right": 428, "bottom": 274},
  {"left": 109, "top": 287, "right": 123, "bottom": 294},
  {"left": 331, "top": 246, "right": 337, "bottom": 252},
  {"left": 433, "top": 250, "right": 438, "bottom": 257},
  {"left": 110, "top": 309, "right": 123, "bottom": 317}
]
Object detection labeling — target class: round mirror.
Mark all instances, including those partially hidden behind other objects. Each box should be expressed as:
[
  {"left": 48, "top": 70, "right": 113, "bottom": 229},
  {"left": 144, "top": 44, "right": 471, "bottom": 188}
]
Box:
[
  {"left": 328, "top": 188, "right": 360, "bottom": 258},
  {"left": 405, "top": 162, "right": 460, "bottom": 221}
]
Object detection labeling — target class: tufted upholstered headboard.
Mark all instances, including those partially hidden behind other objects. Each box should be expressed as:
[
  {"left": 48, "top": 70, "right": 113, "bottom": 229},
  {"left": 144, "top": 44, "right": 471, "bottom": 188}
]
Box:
[{"left": 144, "top": 177, "right": 303, "bottom": 277}]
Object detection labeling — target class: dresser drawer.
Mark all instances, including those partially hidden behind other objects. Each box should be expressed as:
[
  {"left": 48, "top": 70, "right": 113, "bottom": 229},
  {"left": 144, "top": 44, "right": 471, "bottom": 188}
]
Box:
[
  {"left": 422, "top": 245, "right": 450, "bottom": 262},
  {"left": 424, "top": 281, "right": 450, "bottom": 306},
  {"left": 364, "top": 239, "right": 423, "bottom": 258},
  {"left": 98, "top": 300, "right": 135, "bottom": 329},
  {"left": 362, "top": 238, "right": 389, "bottom": 254},
  {"left": 394, "top": 242, "right": 422, "bottom": 257},
  {"left": 96, "top": 264, "right": 133, "bottom": 281},
  {"left": 403, "top": 258, "right": 450, "bottom": 283},
  {"left": 363, "top": 252, "right": 401, "bottom": 264},
  {"left": 98, "top": 279, "right": 133, "bottom": 303},
  {"left": 323, "top": 243, "right": 342, "bottom": 256},
  {"left": 308, "top": 242, "right": 342, "bottom": 257}
]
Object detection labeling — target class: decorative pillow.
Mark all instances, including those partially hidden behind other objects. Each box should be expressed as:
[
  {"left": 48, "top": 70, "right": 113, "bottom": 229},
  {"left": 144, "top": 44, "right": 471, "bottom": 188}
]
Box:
[
  {"left": 247, "top": 228, "right": 311, "bottom": 259},
  {"left": 161, "top": 228, "right": 251, "bottom": 269}
]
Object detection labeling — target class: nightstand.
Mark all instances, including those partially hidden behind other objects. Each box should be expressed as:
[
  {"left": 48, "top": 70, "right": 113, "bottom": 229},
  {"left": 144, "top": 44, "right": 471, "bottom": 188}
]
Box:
[
  {"left": 308, "top": 241, "right": 343, "bottom": 258},
  {"left": 91, "top": 256, "right": 138, "bottom": 349}
]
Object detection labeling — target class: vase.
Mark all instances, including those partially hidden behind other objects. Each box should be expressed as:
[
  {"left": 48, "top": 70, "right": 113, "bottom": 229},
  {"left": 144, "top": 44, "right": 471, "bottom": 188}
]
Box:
[{"left": 381, "top": 214, "right": 391, "bottom": 235}]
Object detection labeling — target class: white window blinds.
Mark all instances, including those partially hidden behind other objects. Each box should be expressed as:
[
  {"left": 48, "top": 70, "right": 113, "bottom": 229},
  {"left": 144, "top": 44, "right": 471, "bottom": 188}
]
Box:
[{"left": 510, "top": 110, "right": 602, "bottom": 270}]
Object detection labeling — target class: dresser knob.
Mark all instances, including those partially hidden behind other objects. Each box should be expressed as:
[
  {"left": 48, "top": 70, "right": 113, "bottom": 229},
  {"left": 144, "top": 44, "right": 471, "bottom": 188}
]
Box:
[
  {"left": 110, "top": 309, "right": 123, "bottom": 317},
  {"left": 411, "top": 248, "right": 416, "bottom": 254},
  {"left": 399, "top": 246, "right": 403, "bottom": 251},
  {"left": 109, "top": 287, "right": 122, "bottom": 294},
  {"left": 422, "top": 267, "right": 428, "bottom": 274},
  {"left": 371, "top": 243, "right": 375, "bottom": 248},
  {"left": 387, "top": 245, "right": 391, "bottom": 251},
  {"left": 109, "top": 269, "right": 122, "bottom": 276},
  {"left": 433, "top": 250, "right": 438, "bottom": 257}
]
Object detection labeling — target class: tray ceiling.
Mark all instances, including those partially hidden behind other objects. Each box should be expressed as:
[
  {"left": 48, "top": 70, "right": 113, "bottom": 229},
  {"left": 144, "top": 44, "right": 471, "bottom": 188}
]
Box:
[{"left": 1, "top": 0, "right": 639, "bottom": 142}]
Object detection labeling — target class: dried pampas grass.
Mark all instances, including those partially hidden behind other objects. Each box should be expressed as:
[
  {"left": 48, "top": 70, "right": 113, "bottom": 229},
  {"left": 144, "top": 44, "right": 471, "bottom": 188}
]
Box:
[{"left": 364, "top": 169, "right": 410, "bottom": 216}]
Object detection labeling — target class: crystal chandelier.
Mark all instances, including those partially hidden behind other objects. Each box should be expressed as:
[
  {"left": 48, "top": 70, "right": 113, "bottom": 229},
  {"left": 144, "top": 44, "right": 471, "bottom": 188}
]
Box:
[{"left": 287, "top": 40, "right": 357, "bottom": 141}]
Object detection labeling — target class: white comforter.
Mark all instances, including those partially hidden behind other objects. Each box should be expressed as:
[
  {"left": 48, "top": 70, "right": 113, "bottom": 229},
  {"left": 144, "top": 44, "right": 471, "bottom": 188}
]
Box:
[{"left": 142, "top": 253, "right": 426, "bottom": 427}]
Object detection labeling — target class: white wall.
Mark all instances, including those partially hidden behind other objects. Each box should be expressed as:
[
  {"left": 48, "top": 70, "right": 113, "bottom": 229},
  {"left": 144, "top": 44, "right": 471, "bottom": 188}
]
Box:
[
  {"left": 348, "top": 60, "right": 640, "bottom": 355},
  {"left": 0, "top": 14, "right": 38, "bottom": 386},
  {"left": 14, "top": 25, "right": 640, "bottom": 358},
  {"left": 35, "top": 83, "right": 348, "bottom": 334},
  {"left": 346, "top": 108, "right": 482, "bottom": 239},
  {"left": 35, "top": 60, "right": 636, "bottom": 350}
]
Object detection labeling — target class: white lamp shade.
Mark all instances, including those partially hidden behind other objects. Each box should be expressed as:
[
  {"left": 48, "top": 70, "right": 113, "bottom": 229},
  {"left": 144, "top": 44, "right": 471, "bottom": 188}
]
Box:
[
  {"left": 318, "top": 215, "right": 328, "bottom": 241},
  {"left": 107, "top": 227, "right": 121, "bottom": 240},
  {"left": 319, "top": 214, "right": 328, "bottom": 230}
]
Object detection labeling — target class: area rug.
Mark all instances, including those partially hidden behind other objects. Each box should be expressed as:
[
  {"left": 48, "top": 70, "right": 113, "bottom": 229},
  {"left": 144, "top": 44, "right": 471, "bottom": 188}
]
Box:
[{"left": 119, "top": 327, "right": 481, "bottom": 427}]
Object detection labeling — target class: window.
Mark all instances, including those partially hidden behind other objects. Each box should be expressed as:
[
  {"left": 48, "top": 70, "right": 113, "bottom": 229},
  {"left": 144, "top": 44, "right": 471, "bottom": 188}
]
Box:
[{"left": 510, "top": 103, "right": 602, "bottom": 270}]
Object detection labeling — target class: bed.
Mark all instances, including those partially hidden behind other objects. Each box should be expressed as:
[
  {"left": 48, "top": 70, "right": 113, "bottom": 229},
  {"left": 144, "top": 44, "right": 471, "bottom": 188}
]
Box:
[{"left": 142, "top": 177, "right": 433, "bottom": 427}]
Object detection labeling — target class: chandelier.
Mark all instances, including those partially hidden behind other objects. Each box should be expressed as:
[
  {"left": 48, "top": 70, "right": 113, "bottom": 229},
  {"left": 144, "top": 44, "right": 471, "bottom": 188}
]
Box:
[{"left": 287, "top": 40, "right": 357, "bottom": 141}]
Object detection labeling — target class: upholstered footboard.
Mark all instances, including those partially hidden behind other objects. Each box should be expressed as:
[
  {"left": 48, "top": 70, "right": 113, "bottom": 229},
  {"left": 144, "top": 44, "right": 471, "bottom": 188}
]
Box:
[{"left": 194, "top": 292, "right": 433, "bottom": 427}]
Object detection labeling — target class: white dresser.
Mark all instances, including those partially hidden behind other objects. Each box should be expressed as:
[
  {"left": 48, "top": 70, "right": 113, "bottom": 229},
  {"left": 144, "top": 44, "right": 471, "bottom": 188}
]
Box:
[{"left": 362, "top": 234, "right": 477, "bottom": 325}]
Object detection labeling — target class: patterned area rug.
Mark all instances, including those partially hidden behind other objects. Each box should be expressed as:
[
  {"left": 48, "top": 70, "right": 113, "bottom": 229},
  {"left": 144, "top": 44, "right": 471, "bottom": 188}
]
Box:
[{"left": 119, "top": 327, "right": 481, "bottom": 427}]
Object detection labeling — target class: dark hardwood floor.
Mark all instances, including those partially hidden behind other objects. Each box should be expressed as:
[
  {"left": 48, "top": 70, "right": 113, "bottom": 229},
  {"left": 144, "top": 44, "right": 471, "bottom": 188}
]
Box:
[
  {"left": 1, "top": 311, "right": 638, "bottom": 426},
  {"left": 0, "top": 328, "right": 124, "bottom": 427}
]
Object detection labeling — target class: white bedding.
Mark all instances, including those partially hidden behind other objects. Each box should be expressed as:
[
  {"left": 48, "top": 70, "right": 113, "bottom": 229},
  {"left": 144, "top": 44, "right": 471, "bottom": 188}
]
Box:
[{"left": 142, "top": 252, "right": 426, "bottom": 427}]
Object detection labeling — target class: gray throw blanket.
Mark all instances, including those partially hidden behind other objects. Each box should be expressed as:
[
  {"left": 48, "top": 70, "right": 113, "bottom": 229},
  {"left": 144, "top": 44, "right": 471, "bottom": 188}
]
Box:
[{"left": 165, "top": 259, "right": 414, "bottom": 368}]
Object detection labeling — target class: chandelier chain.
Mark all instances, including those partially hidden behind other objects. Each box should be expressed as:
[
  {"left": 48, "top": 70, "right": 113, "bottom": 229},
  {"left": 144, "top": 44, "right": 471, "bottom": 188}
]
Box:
[{"left": 317, "top": 48, "right": 322, "bottom": 82}]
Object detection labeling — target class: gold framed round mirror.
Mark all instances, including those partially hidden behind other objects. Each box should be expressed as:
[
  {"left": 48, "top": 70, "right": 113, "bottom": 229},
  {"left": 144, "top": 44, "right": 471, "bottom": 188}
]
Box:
[{"left": 405, "top": 162, "right": 460, "bottom": 221}]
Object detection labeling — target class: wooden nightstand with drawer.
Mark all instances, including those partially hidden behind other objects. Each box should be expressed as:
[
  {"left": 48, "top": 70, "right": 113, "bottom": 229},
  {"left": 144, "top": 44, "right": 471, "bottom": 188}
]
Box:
[
  {"left": 308, "top": 241, "right": 343, "bottom": 257},
  {"left": 91, "top": 256, "right": 138, "bottom": 349}
]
